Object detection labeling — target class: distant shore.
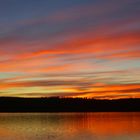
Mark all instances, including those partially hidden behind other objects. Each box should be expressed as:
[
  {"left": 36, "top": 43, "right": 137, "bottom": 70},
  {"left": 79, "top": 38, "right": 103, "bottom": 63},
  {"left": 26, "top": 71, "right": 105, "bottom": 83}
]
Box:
[{"left": 0, "top": 97, "right": 140, "bottom": 112}]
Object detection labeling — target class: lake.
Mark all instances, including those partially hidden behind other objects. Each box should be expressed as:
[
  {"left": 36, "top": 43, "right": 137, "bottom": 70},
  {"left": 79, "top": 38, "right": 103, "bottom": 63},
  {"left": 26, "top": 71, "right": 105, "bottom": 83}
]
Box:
[{"left": 0, "top": 113, "right": 140, "bottom": 140}]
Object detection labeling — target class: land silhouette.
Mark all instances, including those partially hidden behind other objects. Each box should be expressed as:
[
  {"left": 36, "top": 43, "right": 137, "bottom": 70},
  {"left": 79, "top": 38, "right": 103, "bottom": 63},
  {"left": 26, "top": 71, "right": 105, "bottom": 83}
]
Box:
[{"left": 0, "top": 97, "right": 140, "bottom": 112}]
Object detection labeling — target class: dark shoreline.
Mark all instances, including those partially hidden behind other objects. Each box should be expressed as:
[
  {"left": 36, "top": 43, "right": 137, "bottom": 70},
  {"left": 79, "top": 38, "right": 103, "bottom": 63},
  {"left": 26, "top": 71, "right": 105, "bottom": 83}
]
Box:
[{"left": 0, "top": 97, "right": 140, "bottom": 112}]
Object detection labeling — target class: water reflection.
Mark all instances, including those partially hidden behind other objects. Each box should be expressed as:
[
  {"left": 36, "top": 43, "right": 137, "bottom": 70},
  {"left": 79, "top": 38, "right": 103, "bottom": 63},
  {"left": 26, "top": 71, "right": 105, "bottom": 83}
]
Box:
[{"left": 0, "top": 113, "right": 140, "bottom": 140}]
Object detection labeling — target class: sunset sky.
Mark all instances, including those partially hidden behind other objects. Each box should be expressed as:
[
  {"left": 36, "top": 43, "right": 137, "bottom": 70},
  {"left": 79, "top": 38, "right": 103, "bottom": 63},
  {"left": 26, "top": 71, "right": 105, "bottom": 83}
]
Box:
[{"left": 0, "top": 0, "right": 140, "bottom": 99}]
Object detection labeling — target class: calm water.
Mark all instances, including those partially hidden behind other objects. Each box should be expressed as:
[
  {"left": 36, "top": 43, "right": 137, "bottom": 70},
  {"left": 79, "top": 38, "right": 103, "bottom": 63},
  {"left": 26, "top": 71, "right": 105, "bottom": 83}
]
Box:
[{"left": 0, "top": 113, "right": 140, "bottom": 140}]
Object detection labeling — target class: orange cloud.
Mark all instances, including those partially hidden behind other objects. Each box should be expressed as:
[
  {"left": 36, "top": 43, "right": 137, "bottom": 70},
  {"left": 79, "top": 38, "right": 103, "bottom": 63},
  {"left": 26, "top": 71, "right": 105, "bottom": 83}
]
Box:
[
  {"left": 0, "top": 77, "right": 139, "bottom": 99},
  {"left": 3, "top": 30, "right": 139, "bottom": 66}
]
